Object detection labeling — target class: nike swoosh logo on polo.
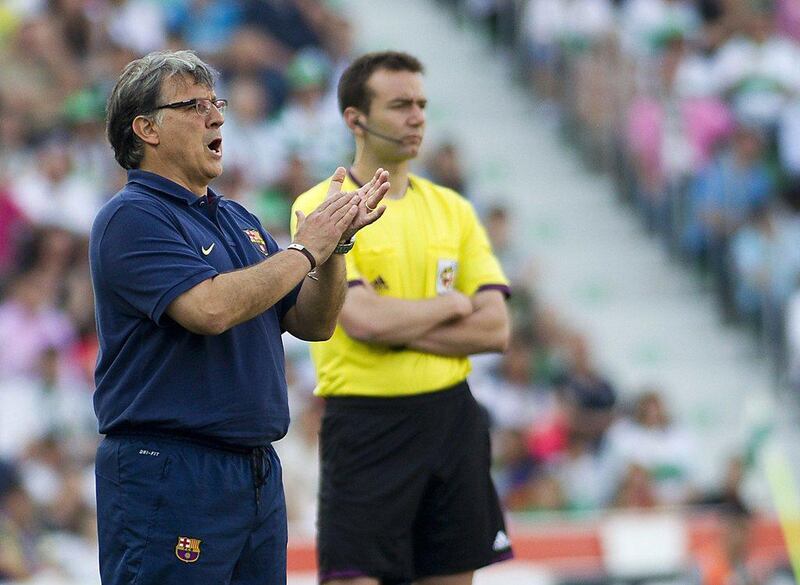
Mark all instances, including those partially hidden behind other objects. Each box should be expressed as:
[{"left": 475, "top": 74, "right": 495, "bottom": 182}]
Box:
[{"left": 201, "top": 243, "right": 215, "bottom": 255}]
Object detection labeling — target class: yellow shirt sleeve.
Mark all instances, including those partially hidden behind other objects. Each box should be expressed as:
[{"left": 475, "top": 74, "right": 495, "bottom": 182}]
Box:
[{"left": 455, "top": 198, "right": 509, "bottom": 295}]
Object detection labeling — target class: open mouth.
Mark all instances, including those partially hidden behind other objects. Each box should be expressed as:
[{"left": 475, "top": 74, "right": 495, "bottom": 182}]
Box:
[{"left": 207, "top": 138, "right": 222, "bottom": 155}]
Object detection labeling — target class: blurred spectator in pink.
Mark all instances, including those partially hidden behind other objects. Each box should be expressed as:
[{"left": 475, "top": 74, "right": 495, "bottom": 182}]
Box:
[
  {"left": 0, "top": 188, "right": 28, "bottom": 282},
  {"left": 0, "top": 270, "right": 76, "bottom": 380},
  {"left": 526, "top": 393, "right": 570, "bottom": 465},
  {"left": 524, "top": 335, "right": 616, "bottom": 489},
  {"left": 776, "top": 0, "right": 800, "bottom": 42},
  {"left": 671, "top": 21, "right": 736, "bottom": 167},
  {"left": 497, "top": 431, "right": 565, "bottom": 512},
  {"left": 625, "top": 32, "right": 735, "bottom": 232}
]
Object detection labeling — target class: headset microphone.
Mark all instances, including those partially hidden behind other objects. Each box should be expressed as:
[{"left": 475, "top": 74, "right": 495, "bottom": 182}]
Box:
[{"left": 354, "top": 120, "right": 406, "bottom": 145}]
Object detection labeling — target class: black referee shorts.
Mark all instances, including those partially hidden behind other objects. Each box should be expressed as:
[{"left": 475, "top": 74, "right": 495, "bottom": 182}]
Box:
[{"left": 317, "top": 381, "right": 513, "bottom": 585}]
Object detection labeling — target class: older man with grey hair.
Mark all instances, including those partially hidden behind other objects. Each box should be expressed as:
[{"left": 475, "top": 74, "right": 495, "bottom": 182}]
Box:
[{"left": 89, "top": 50, "right": 388, "bottom": 585}]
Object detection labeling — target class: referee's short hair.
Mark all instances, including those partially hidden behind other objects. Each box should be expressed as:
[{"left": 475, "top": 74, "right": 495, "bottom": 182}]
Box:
[
  {"left": 106, "top": 50, "right": 218, "bottom": 170},
  {"left": 338, "top": 51, "right": 424, "bottom": 114}
]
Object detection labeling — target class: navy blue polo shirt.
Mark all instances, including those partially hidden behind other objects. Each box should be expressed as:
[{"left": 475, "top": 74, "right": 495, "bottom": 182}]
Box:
[{"left": 89, "top": 170, "right": 301, "bottom": 447}]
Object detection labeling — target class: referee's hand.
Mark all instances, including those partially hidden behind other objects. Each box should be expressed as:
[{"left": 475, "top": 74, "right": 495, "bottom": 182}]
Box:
[{"left": 339, "top": 167, "right": 390, "bottom": 242}]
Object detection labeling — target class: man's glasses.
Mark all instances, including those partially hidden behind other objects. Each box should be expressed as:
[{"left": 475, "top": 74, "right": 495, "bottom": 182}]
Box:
[{"left": 154, "top": 98, "right": 228, "bottom": 117}]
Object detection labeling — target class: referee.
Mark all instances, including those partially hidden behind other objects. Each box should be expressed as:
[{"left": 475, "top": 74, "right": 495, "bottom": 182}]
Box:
[{"left": 292, "top": 51, "right": 513, "bottom": 585}]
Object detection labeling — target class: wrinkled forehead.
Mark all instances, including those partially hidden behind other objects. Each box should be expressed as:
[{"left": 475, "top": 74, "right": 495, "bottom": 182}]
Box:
[
  {"left": 159, "top": 73, "right": 214, "bottom": 101},
  {"left": 366, "top": 69, "right": 425, "bottom": 105}
]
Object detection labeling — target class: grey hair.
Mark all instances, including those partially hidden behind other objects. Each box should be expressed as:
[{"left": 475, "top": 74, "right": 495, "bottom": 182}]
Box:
[{"left": 106, "top": 50, "right": 218, "bottom": 170}]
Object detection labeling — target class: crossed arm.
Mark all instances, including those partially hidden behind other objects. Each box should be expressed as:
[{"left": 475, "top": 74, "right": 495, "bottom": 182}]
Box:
[{"left": 340, "top": 285, "right": 510, "bottom": 356}]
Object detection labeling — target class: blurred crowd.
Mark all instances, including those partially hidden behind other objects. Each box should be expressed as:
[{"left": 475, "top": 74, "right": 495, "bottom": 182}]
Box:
[
  {"left": 510, "top": 0, "right": 800, "bottom": 381},
  {"left": 0, "top": 0, "right": 790, "bottom": 583}
]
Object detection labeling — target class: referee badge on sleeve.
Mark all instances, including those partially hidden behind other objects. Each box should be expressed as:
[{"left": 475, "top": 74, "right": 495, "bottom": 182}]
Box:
[{"left": 436, "top": 259, "right": 457, "bottom": 294}]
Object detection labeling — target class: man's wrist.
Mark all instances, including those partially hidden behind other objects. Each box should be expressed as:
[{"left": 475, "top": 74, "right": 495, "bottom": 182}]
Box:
[
  {"left": 286, "top": 243, "right": 317, "bottom": 271},
  {"left": 333, "top": 236, "right": 355, "bottom": 255}
]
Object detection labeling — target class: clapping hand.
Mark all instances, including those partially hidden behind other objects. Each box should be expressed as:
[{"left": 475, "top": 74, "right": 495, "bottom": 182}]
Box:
[
  {"left": 293, "top": 167, "right": 389, "bottom": 264},
  {"left": 340, "top": 167, "right": 390, "bottom": 242}
]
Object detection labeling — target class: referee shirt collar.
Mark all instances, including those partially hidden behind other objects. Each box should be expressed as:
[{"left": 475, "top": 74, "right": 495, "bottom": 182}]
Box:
[{"left": 127, "top": 169, "right": 226, "bottom": 208}]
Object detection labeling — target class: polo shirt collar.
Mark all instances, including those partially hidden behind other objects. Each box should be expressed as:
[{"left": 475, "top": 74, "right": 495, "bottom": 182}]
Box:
[{"left": 127, "top": 170, "right": 225, "bottom": 207}]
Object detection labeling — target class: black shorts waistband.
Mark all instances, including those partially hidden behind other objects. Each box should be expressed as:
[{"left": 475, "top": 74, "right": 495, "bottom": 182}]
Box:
[
  {"left": 104, "top": 431, "right": 269, "bottom": 456},
  {"left": 324, "top": 380, "right": 470, "bottom": 412}
]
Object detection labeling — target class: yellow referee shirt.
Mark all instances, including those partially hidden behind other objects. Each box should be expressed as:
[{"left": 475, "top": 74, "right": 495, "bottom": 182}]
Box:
[{"left": 291, "top": 172, "right": 509, "bottom": 397}]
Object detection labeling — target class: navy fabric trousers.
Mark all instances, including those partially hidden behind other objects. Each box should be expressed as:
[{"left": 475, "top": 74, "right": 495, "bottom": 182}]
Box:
[{"left": 96, "top": 435, "right": 286, "bottom": 585}]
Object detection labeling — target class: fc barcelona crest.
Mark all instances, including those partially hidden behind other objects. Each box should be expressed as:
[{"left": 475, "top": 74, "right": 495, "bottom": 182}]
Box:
[
  {"left": 175, "top": 536, "right": 202, "bottom": 563},
  {"left": 244, "top": 228, "right": 269, "bottom": 256}
]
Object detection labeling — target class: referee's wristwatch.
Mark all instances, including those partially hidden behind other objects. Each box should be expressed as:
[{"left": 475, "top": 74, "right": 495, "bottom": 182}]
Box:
[{"left": 333, "top": 236, "right": 355, "bottom": 255}]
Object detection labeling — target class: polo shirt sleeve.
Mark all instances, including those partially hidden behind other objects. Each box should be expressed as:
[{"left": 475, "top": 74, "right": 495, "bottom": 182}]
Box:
[
  {"left": 456, "top": 200, "right": 510, "bottom": 297},
  {"left": 95, "top": 202, "right": 219, "bottom": 325}
]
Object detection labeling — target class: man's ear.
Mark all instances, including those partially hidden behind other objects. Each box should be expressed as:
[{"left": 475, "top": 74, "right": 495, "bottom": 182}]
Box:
[
  {"left": 132, "top": 115, "right": 160, "bottom": 146},
  {"left": 343, "top": 107, "right": 365, "bottom": 134}
]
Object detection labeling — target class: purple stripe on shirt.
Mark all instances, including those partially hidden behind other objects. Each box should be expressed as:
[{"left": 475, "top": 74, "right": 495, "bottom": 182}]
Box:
[{"left": 477, "top": 283, "right": 511, "bottom": 298}]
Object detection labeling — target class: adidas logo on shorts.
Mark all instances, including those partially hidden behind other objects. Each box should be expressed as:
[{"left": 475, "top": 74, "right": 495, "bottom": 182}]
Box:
[{"left": 492, "top": 530, "right": 511, "bottom": 551}]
